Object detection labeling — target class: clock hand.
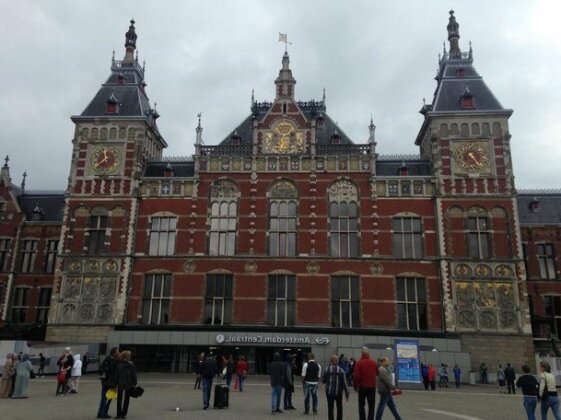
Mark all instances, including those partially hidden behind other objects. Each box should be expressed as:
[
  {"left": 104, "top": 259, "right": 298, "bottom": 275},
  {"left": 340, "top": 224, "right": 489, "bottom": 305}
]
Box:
[
  {"left": 94, "top": 157, "right": 108, "bottom": 168},
  {"left": 467, "top": 152, "right": 479, "bottom": 165}
]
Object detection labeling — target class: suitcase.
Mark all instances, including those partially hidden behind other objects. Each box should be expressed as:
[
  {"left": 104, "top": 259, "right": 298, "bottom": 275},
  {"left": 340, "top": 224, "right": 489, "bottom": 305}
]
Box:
[{"left": 214, "top": 384, "right": 229, "bottom": 409}]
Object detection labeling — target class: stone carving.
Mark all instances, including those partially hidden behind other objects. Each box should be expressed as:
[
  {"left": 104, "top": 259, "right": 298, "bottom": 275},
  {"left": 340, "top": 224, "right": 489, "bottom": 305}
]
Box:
[
  {"left": 495, "top": 264, "right": 513, "bottom": 277},
  {"left": 210, "top": 180, "right": 238, "bottom": 198},
  {"left": 329, "top": 179, "right": 358, "bottom": 202},
  {"left": 97, "top": 304, "right": 113, "bottom": 321},
  {"left": 455, "top": 282, "right": 475, "bottom": 308},
  {"left": 307, "top": 262, "right": 320, "bottom": 274},
  {"left": 474, "top": 283, "right": 496, "bottom": 307},
  {"left": 104, "top": 260, "right": 118, "bottom": 272},
  {"left": 99, "top": 278, "right": 116, "bottom": 302},
  {"left": 86, "top": 260, "right": 100, "bottom": 272},
  {"left": 82, "top": 277, "right": 97, "bottom": 302},
  {"left": 370, "top": 263, "right": 384, "bottom": 275},
  {"left": 64, "top": 278, "right": 82, "bottom": 300},
  {"left": 68, "top": 260, "right": 82, "bottom": 273},
  {"left": 479, "top": 310, "right": 497, "bottom": 329},
  {"left": 183, "top": 260, "right": 196, "bottom": 273},
  {"left": 244, "top": 261, "right": 257, "bottom": 273},
  {"left": 270, "top": 181, "right": 298, "bottom": 199},
  {"left": 79, "top": 303, "right": 95, "bottom": 321},
  {"left": 61, "top": 303, "right": 77, "bottom": 322},
  {"left": 458, "top": 310, "right": 476, "bottom": 328},
  {"left": 500, "top": 311, "right": 517, "bottom": 328},
  {"left": 474, "top": 264, "right": 492, "bottom": 277},
  {"left": 497, "top": 283, "right": 515, "bottom": 310},
  {"left": 454, "top": 264, "right": 472, "bottom": 277}
]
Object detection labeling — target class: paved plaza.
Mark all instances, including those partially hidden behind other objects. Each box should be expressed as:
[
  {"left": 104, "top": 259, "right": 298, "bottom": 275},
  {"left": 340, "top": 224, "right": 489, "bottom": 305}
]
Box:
[{"left": 0, "top": 374, "right": 530, "bottom": 420}]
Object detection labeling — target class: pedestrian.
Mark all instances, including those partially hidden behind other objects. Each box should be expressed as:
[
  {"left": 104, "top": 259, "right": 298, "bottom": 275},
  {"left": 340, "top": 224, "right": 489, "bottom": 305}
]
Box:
[
  {"left": 97, "top": 347, "right": 119, "bottom": 419},
  {"left": 498, "top": 364, "right": 506, "bottom": 394},
  {"left": 283, "top": 354, "right": 296, "bottom": 410},
  {"left": 505, "top": 363, "right": 516, "bottom": 394},
  {"left": 453, "top": 364, "right": 462, "bottom": 388},
  {"left": 82, "top": 352, "right": 90, "bottom": 375},
  {"left": 56, "top": 347, "right": 74, "bottom": 396},
  {"left": 235, "top": 355, "right": 248, "bottom": 392},
  {"left": 353, "top": 347, "right": 379, "bottom": 420},
  {"left": 349, "top": 358, "right": 355, "bottom": 387},
  {"left": 480, "top": 362, "right": 488, "bottom": 384},
  {"left": 0, "top": 353, "right": 17, "bottom": 398},
  {"left": 69, "top": 353, "right": 82, "bottom": 393},
  {"left": 201, "top": 351, "right": 218, "bottom": 409},
  {"left": 323, "top": 354, "right": 349, "bottom": 420},
  {"left": 375, "top": 357, "right": 402, "bottom": 420},
  {"left": 269, "top": 352, "right": 285, "bottom": 414},
  {"left": 438, "top": 363, "right": 449, "bottom": 388},
  {"left": 115, "top": 350, "right": 137, "bottom": 420},
  {"left": 421, "top": 363, "right": 429, "bottom": 390},
  {"left": 226, "top": 354, "right": 235, "bottom": 389},
  {"left": 38, "top": 353, "right": 47, "bottom": 378},
  {"left": 12, "top": 354, "right": 33, "bottom": 398},
  {"left": 302, "top": 352, "right": 321, "bottom": 415},
  {"left": 194, "top": 352, "right": 204, "bottom": 390},
  {"left": 539, "top": 360, "right": 561, "bottom": 420},
  {"left": 427, "top": 364, "right": 436, "bottom": 390},
  {"left": 516, "top": 364, "right": 539, "bottom": 420}
]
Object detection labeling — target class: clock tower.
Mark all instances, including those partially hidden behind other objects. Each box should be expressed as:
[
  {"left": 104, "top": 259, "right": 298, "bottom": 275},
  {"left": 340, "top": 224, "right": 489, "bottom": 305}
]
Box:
[
  {"left": 46, "top": 20, "right": 166, "bottom": 342},
  {"left": 415, "top": 11, "right": 533, "bottom": 364}
]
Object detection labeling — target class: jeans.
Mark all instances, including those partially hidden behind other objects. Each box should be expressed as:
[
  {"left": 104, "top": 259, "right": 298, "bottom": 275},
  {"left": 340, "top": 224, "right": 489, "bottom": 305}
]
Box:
[
  {"left": 358, "top": 387, "right": 376, "bottom": 420},
  {"left": 542, "top": 395, "right": 561, "bottom": 420},
  {"left": 375, "top": 392, "right": 402, "bottom": 420},
  {"left": 284, "top": 385, "right": 293, "bottom": 408},
  {"left": 271, "top": 385, "right": 282, "bottom": 411},
  {"left": 97, "top": 383, "right": 112, "bottom": 417},
  {"left": 303, "top": 382, "right": 318, "bottom": 413},
  {"left": 523, "top": 396, "right": 537, "bottom": 420},
  {"left": 326, "top": 394, "right": 343, "bottom": 420},
  {"left": 236, "top": 373, "right": 245, "bottom": 392},
  {"left": 202, "top": 377, "right": 213, "bottom": 408}
]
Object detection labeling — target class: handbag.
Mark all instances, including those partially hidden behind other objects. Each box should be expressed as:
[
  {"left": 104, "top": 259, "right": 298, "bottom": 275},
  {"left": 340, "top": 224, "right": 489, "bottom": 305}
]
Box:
[
  {"left": 391, "top": 388, "right": 403, "bottom": 396},
  {"left": 130, "top": 385, "right": 144, "bottom": 398},
  {"left": 57, "top": 371, "right": 67, "bottom": 383}
]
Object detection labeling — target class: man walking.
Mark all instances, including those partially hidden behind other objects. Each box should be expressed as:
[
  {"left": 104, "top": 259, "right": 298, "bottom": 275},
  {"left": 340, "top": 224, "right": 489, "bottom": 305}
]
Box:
[
  {"left": 516, "top": 365, "right": 539, "bottom": 420},
  {"left": 353, "top": 347, "right": 378, "bottom": 420},
  {"left": 269, "top": 352, "right": 285, "bottom": 414},
  {"left": 302, "top": 352, "right": 321, "bottom": 415},
  {"left": 201, "top": 352, "right": 218, "bottom": 410},
  {"left": 505, "top": 363, "right": 516, "bottom": 394},
  {"left": 375, "top": 357, "right": 402, "bottom": 420},
  {"left": 323, "top": 354, "right": 349, "bottom": 420}
]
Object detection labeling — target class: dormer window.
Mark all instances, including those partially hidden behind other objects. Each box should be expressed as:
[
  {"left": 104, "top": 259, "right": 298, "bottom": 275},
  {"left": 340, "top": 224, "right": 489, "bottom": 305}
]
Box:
[
  {"left": 316, "top": 113, "right": 325, "bottom": 128},
  {"left": 106, "top": 94, "right": 120, "bottom": 114},
  {"left": 530, "top": 198, "right": 541, "bottom": 212},
  {"left": 460, "top": 83, "right": 474, "bottom": 109},
  {"left": 31, "top": 205, "right": 44, "bottom": 221},
  {"left": 331, "top": 130, "right": 341, "bottom": 145},
  {"left": 117, "top": 72, "right": 125, "bottom": 85},
  {"left": 456, "top": 68, "right": 465, "bottom": 78},
  {"left": 398, "top": 164, "right": 409, "bottom": 176},
  {"left": 164, "top": 163, "right": 174, "bottom": 178},
  {"left": 230, "top": 131, "right": 241, "bottom": 146}
]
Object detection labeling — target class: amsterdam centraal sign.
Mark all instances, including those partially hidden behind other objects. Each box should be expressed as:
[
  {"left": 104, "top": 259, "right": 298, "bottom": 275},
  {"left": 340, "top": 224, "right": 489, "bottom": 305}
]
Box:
[{"left": 215, "top": 333, "right": 330, "bottom": 345}]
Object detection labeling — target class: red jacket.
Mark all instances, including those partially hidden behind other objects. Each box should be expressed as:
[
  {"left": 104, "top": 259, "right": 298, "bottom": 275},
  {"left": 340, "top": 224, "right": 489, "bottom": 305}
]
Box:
[
  {"left": 236, "top": 360, "right": 248, "bottom": 375},
  {"left": 428, "top": 366, "right": 437, "bottom": 381},
  {"left": 352, "top": 354, "right": 378, "bottom": 388}
]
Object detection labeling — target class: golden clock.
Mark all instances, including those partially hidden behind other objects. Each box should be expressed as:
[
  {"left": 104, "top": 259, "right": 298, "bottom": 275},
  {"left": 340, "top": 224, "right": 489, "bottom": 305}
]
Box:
[
  {"left": 90, "top": 145, "right": 122, "bottom": 175},
  {"left": 264, "top": 121, "right": 305, "bottom": 154},
  {"left": 454, "top": 143, "right": 489, "bottom": 172}
]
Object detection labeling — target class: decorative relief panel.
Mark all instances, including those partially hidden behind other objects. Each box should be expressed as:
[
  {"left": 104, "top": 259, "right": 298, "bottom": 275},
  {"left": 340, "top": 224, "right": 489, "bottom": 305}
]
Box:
[
  {"left": 210, "top": 179, "right": 239, "bottom": 199},
  {"left": 329, "top": 179, "right": 358, "bottom": 202},
  {"left": 270, "top": 181, "right": 297, "bottom": 199},
  {"left": 57, "top": 258, "right": 120, "bottom": 324}
]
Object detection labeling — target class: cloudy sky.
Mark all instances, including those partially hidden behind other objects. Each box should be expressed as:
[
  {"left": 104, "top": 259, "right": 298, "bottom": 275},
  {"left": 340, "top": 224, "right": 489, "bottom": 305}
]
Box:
[{"left": 1, "top": 0, "right": 560, "bottom": 190}]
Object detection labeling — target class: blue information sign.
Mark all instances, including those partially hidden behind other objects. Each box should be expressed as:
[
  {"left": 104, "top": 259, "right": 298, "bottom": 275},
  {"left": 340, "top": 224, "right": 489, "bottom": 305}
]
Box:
[{"left": 394, "top": 339, "right": 421, "bottom": 383}]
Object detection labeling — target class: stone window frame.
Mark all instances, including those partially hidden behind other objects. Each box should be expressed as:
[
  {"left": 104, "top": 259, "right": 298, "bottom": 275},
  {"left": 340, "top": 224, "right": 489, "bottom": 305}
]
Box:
[
  {"left": 44, "top": 239, "right": 59, "bottom": 274},
  {"left": 466, "top": 207, "right": 491, "bottom": 259},
  {"left": 35, "top": 287, "right": 52, "bottom": 324},
  {"left": 392, "top": 215, "right": 423, "bottom": 259},
  {"left": 267, "top": 274, "right": 296, "bottom": 326},
  {"left": 204, "top": 273, "right": 233, "bottom": 325},
  {"left": 268, "top": 179, "right": 299, "bottom": 257},
  {"left": 208, "top": 180, "right": 239, "bottom": 257},
  {"left": 148, "top": 216, "right": 177, "bottom": 257},
  {"left": 396, "top": 276, "right": 428, "bottom": 331},
  {"left": 20, "top": 239, "right": 38, "bottom": 273},
  {"left": 328, "top": 179, "right": 360, "bottom": 258},
  {"left": 0, "top": 238, "right": 12, "bottom": 272},
  {"left": 537, "top": 243, "right": 557, "bottom": 280},
  {"left": 11, "top": 286, "right": 30, "bottom": 323},
  {"left": 330, "top": 275, "right": 360, "bottom": 328},
  {"left": 142, "top": 273, "right": 172, "bottom": 325}
]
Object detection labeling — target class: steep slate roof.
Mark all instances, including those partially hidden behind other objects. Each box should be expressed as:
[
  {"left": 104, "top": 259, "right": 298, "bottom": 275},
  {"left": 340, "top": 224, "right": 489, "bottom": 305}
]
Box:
[
  {"left": 219, "top": 102, "right": 353, "bottom": 147},
  {"left": 18, "top": 193, "right": 65, "bottom": 222},
  {"left": 517, "top": 193, "right": 561, "bottom": 225},
  {"left": 376, "top": 158, "right": 432, "bottom": 176},
  {"left": 143, "top": 161, "right": 195, "bottom": 178}
]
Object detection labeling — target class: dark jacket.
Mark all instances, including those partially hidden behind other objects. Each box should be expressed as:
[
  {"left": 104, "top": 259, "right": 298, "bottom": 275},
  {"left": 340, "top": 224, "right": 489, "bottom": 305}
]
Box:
[
  {"left": 284, "top": 357, "right": 294, "bottom": 388},
  {"left": 270, "top": 357, "right": 286, "bottom": 387},
  {"left": 504, "top": 366, "right": 516, "bottom": 381},
  {"left": 377, "top": 365, "right": 396, "bottom": 395},
  {"left": 516, "top": 374, "right": 539, "bottom": 396},
  {"left": 100, "top": 355, "right": 119, "bottom": 387},
  {"left": 323, "top": 364, "right": 349, "bottom": 398},
  {"left": 116, "top": 360, "right": 137, "bottom": 390},
  {"left": 201, "top": 356, "right": 218, "bottom": 379}
]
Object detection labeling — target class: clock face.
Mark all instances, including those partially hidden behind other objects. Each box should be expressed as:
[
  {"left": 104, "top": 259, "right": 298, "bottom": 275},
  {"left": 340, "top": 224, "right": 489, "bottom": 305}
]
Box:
[
  {"left": 90, "top": 145, "right": 122, "bottom": 175},
  {"left": 263, "top": 121, "right": 305, "bottom": 154},
  {"left": 454, "top": 142, "right": 489, "bottom": 172}
]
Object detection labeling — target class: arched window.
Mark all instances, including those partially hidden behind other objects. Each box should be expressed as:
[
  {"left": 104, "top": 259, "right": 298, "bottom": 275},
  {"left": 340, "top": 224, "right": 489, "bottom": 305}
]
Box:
[
  {"left": 87, "top": 207, "right": 109, "bottom": 254},
  {"left": 467, "top": 207, "right": 490, "bottom": 259},
  {"left": 208, "top": 180, "right": 239, "bottom": 256},
  {"left": 328, "top": 180, "right": 359, "bottom": 257},
  {"left": 268, "top": 180, "right": 298, "bottom": 257}
]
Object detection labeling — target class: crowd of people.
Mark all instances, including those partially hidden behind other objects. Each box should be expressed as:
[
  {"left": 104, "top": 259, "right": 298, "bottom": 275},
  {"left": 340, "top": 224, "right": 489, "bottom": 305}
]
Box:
[{"left": 420, "top": 362, "right": 463, "bottom": 390}]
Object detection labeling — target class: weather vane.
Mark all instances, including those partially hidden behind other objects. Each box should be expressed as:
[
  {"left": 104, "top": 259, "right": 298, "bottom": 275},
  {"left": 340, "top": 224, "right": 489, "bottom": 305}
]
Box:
[{"left": 278, "top": 33, "right": 292, "bottom": 52}]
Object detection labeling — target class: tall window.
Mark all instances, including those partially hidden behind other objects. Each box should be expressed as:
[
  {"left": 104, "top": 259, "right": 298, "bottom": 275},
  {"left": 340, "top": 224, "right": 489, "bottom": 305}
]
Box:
[
  {"left": 396, "top": 277, "right": 427, "bottom": 330},
  {"left": 204, "top": 274, "right": 233, "bottom": 325},
  {"left": 0, "top": 238, "right": 11, "bottom": 272},
  {"left": 142, "top": 274, "right": 172, "bottom": 324},
  {"left": 467, "top": 216, "right": 490, "bottom": 259},
  {"left": 331, "top": 276, "right": 360, "bottom": 328},
  {"left": 11, "top": 287, "right": 29, "bottom": 323},
  {"left": 269, "top": 202, "right": 297, "bottom": 256},
  {"left": 329, "top": 180, "right": 359, "bottom": 257},
  {"left": 267, "top": 274, "right": 295, "bottom": 326},
  {"left": 45, "top": 240, "right": 58, "bottom": 274},
  {"left": 20, "top": 240, "right": 38, "bottom": 273},
  {"left": 35, "top": 287, "right": 52, "bottom": 324},
  {"left": 88, "top": 215, "right": 108, "bottom": 254},
  {"left": 149, "top": 217, "right": 177, "bottom": 256},
  {"left": 209, "top": 180, "right": 238, "bottom": 256},
  {"left": 392, "top": 217, "right": 423, "bottom": 258},
  {"left": 538, "top": 244, "right": 556, "bottom": 280},
  {"left": 544, "top": 296, "right": 561, "bottom": 339}
]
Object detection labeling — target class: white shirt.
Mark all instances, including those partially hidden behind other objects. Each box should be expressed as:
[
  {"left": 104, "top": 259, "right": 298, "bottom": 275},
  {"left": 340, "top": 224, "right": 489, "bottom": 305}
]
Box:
[
  {"left": 539, "top": 372, "right": 556, "bottom": 396},
  {"left": 301, "top": 360, "right": 321, "bottom": 384}
]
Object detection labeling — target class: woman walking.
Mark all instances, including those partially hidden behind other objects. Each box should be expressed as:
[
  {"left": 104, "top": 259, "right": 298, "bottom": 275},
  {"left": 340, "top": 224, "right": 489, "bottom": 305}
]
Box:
[
  {"left": 12, "top": 354, "right": 33, "bottom": 398},
  {"left": 115, "top": 350, "right": 137, "bottom": 420},
  {"left": 235, "top": 355, "right": 248, "bottom": 392},
  {"left": 1, "top": 353, "right": 17, "bottom": 398},
  {"left": 69, "top": 353, "right": 82, "bottom": 393},
  {"left": 539, "top": 360, "right": 561, "bottom": 420}
]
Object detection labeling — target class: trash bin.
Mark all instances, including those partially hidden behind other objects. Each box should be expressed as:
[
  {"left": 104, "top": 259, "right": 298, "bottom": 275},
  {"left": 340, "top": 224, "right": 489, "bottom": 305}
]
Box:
[{"left": 469, "top": 372, "right": 477, "bottom": 386}]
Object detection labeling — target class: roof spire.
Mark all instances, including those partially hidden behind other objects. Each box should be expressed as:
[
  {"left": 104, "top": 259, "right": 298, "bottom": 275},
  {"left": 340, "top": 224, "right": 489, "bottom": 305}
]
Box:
[
  {"left": 123, "top": 19, "right": 137, "bottom": 65},
  {"left": 368, "top": 115, "right": 376, "bottom": 144},
  {"left": 447, "top": 10, "right": 461, "bottom": 59},
  {"left": 3, "top": 155, "right": 8, "bottom": 168},
  {"left": 21, "top": 171, "right": 27, "bottom": 191},
  {"left": 275, "top": 41, "right": 296, "bottom": 99},
  {"left": 0, "top": 155, "right": 11, "bottom": 186},
  {"left": 195, "top": 112, "right": 203, "bottom": 145}
]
